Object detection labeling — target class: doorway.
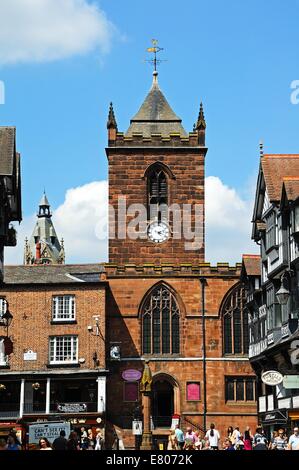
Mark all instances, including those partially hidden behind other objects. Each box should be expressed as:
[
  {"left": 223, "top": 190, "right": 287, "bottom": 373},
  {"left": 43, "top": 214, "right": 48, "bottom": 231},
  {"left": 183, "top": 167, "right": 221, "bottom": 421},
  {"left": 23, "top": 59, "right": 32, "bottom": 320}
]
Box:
[{"left": 152, "top": 380, "right": 174, "bottom": 428}]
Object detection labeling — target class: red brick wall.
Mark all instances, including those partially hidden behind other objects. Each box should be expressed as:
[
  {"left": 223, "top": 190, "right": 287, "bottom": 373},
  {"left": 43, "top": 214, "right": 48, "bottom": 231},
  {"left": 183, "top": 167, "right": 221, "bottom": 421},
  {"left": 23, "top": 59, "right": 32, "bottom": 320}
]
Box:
[
  {"left": 106, "top": 271, "right": 257, "bottom": 445},
  {"left": 107, "top": 149, "right": 205, "bottom": 265},
  {"left": 0, "top": 284, "right": 106, "bottom": 371}
]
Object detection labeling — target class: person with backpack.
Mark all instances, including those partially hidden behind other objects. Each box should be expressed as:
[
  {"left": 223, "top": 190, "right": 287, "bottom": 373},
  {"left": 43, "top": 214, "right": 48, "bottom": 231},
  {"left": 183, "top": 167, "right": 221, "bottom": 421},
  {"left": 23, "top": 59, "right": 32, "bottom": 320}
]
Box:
[{"left": 253, "top": 426, "right": 268, "bottom": 450}]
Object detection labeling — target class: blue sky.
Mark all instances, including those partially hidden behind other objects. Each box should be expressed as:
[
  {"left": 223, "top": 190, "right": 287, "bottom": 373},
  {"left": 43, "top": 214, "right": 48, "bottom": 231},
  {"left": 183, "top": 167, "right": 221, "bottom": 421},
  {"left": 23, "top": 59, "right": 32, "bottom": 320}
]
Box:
[{"left": 1, "top": 0, "right": 299, "bottom": 264}]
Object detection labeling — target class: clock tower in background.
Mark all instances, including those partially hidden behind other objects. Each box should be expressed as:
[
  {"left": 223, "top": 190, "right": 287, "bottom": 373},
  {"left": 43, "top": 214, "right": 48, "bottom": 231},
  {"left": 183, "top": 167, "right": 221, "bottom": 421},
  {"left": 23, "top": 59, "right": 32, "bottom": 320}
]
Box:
[{"left": 106, "top": 70, "right": 207, "bottom": 265}]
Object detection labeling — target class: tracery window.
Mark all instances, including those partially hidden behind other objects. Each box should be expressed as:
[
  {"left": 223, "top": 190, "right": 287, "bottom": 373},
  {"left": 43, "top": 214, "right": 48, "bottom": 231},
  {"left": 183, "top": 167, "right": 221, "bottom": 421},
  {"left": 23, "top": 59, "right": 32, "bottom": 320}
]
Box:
[
  {"left": 222, "top": 284, "right": 249, "bottom": 355},
  {"left": 142, "top": 285, "right": 180, "bottom": 355}
]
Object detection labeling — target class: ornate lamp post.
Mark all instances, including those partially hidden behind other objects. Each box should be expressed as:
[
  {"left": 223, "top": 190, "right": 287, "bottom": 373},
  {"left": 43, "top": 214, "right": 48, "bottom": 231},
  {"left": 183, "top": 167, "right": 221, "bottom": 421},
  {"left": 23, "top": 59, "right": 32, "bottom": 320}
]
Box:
[{"left": 140, "top": 360, "right": 153, "bottom": 450}]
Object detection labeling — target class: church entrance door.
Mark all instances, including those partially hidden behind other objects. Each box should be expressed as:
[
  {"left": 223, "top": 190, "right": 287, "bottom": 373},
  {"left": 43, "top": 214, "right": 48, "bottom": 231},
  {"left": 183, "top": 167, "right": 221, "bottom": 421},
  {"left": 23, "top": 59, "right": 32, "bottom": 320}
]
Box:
[{"left": 152, "top": 380, "right": 174, "bottom": 428}]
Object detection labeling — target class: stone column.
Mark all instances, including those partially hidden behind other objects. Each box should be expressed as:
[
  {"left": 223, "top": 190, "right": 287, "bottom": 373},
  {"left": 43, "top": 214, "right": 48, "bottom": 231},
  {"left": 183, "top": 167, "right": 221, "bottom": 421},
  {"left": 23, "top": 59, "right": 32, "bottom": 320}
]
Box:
[
  {"left": 97, "top": 376, "right": 106, "bottom": 413},
  {"left": 19, "top": 379, "right": 25, "bottom": 418},
  {"left": 140, "top": 391, "right": 152, "bottom": 450},
  {"left": 46, "top": 378, "right": 51, "bottom": 414}
]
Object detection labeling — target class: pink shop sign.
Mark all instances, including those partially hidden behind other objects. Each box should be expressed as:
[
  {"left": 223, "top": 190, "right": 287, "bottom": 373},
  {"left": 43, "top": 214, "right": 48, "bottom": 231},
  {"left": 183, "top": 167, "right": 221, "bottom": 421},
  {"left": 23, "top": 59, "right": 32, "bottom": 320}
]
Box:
[{"left": 122, "top": 369, "right": 142, "bottom": 381}]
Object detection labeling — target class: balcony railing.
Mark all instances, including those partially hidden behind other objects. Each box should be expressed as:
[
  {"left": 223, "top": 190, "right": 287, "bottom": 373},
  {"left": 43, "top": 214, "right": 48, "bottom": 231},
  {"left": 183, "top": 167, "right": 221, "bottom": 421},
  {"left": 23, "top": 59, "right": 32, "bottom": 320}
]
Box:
[{"left": 0, "top": 403, "right": 19, "bottom": 419}]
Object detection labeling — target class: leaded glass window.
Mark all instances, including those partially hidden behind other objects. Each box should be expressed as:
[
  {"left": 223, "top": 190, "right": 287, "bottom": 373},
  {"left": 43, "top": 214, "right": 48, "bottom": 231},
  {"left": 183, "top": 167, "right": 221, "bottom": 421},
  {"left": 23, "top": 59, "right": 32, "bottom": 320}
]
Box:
[
  {"left": 222, "top": 284, "right": 249, "bottom": 355},
  {"left": 142, "top": 285, "right": 180, "bottom": 355}
]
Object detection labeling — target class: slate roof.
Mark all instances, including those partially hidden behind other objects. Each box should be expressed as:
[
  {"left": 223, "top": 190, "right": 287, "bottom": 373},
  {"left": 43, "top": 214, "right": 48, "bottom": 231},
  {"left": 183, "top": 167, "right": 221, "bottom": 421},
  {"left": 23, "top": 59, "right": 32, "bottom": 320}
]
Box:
[
  {"left": 242, "top": 254, "right": 261, "bottom": 276},
  {"left": 0, "top": 127, "right": 16, "bottom": 176},
  {"left": 126, "top": 73, "right": 187, "bottom": 137},
  {"left": 261, "top": 154, "right": 299, "bottom": 201},
  {"left": 3, "top": 264, "right": 105, "bottom": 284}
]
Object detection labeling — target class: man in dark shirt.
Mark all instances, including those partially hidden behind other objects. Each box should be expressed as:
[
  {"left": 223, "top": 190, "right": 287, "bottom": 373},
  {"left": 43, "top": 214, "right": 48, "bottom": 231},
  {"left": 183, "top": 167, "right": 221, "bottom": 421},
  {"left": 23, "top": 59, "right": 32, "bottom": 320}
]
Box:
[{"left": 52, "top": 430, "right": 68, "bottom": 450}]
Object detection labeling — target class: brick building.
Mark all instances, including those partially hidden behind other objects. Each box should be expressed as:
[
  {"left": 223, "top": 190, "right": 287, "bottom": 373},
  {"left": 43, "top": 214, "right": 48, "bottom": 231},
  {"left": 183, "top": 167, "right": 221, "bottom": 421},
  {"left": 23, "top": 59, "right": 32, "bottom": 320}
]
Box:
[
  {"left": 105, "top": 70, "right": 257, "bottom": 448},
  {"left": 0, "top": 264, "right": 107, "bottom": 445}
]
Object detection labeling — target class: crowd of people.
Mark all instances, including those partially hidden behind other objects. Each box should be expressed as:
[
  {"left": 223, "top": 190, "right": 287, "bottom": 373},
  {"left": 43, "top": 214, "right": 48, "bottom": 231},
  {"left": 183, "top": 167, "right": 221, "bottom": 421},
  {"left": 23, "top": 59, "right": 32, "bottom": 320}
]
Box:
[
  {"left": 0, "top": 427, "right": 105, "bottom": 451},
  {"left": 167, "top": 424, "right": 299, "bottom": 451}
]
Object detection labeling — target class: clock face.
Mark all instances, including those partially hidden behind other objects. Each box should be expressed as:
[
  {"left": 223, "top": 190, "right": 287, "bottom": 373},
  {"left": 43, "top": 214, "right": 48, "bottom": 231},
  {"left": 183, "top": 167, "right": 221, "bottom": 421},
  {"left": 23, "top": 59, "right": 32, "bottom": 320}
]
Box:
[{"left": 148, "top": 221, "right": 170, "bottom": 243}]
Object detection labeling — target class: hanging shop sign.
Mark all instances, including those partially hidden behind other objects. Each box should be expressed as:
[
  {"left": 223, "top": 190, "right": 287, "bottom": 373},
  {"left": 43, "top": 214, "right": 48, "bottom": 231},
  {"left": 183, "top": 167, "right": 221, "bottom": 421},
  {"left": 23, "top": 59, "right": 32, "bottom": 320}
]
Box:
[
  {"left": 261, "top": 370, "right": 283, "bottom": 386},
  {"left": 283, "top": 375, "right": 299, "bottom": 389}
]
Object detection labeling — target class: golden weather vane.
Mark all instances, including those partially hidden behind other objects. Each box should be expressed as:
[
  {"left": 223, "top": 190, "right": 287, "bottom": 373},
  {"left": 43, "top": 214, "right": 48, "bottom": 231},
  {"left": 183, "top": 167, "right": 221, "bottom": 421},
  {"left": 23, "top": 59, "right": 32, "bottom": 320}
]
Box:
[{"left": 146, "top": 39, "right": 166, "bottom": 72}]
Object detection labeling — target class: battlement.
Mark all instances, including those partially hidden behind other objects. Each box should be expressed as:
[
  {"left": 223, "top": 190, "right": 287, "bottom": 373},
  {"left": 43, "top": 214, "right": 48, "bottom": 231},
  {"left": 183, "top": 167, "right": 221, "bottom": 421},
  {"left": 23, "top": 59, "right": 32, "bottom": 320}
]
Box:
[
  {"left": 108, "top": 131, "right": 204, "bottom": 148},
  {"left": 104, "top": 262, "right": 242, "bottom": 278}
]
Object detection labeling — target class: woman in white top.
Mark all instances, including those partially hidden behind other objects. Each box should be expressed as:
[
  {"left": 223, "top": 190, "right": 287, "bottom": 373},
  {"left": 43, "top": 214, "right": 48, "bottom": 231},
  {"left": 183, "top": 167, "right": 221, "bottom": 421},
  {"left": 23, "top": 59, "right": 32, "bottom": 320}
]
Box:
[{"left": 205, "top": 423, "right": 220, "bottom": 450}]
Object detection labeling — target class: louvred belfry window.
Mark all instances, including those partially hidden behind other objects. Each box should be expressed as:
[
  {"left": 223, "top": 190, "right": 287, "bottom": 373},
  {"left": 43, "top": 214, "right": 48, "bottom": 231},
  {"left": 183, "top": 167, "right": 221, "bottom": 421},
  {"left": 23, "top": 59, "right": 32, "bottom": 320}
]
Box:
[
  {"left": 222, "top": 284, "right": 249, "bottom": 355},
  {"left": 148, "top": 167, "right": 168, "bottom": 222},
  {"left": 142, "top": 285, "right": 180, "bottom": 355}
]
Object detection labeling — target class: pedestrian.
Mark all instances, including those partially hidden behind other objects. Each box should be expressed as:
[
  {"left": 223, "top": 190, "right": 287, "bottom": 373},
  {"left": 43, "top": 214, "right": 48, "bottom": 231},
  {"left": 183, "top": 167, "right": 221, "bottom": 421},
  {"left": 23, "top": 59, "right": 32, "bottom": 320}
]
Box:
[
  {"left": 52, "top": 430, "right": 68, "bottom": 450},
  {"left": 243, "top": 427, "right": 253, "bottom": 450},
  {"left": 235, "top": 433, "right": 245, "bottom": 450},
  {"left": 194, "top": 430, "right": 204, "bottom": 450},
  {"left": 94, "top": 428, "right": 104, "bottom": 450},
  {"left": 231, "top": 426, "right": 241, "bottom": 446},
  {"left": 205, "top": 423, "right": 220, "bottom": 450},
  {"left": 272, "top": 429, "right": 287, "bottom": 450},
  {"left": 87, "top": 428, "right": 95, "bottom": 450},
  {"left": 227, "top": 426, "right": 234, "bottom": 441},
  {"left": 39, "top": 437, "right": 52, "bottom": 450},
  {"left": 223, "top": 438, "right": 235, "bottom": 451},
  {"left": 67, "top": 431, "right": 80, "bottom": 451},
  {"left": 253, "top": 426, "right": 268, "bottom": 450},
  {"left": 6, "top": 433, "right": 21, "bottom": 451},
  {"left": 80, "top": 427, "right": 88, "bottom": 450},
  {"left": 287, "top": 426, "right": 299, "bottom": 450},
  {"left": 167, "top": 430, "right": 177, "bottom": 450},
  {"left": 174, "top": 424, "right": 185, "bottom": 450},
  {"left": 0, "top": 439, "right": 7, "bottom": 450}
]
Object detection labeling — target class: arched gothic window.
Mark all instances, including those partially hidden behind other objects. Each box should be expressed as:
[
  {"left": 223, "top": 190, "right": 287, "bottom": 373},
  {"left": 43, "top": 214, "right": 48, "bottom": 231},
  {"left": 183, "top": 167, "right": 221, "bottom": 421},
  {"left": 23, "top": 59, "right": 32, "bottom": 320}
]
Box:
[
  {"left": 222, "top": 284, "right": 249, "bottom": 355},
  {"left": 142, "top": 285, "right": 180, "bottom": 355},
  {"left": 147, "top": 166, "right": 168, "bottom": 222}
]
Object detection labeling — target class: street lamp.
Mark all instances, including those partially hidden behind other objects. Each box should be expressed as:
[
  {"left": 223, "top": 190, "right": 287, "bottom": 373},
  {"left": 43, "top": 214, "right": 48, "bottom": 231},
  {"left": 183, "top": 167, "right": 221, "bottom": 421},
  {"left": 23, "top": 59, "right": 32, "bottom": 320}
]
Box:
[
  {"left": 276, "top": 272, "right": 290, "bottom": 306},
  {"left": 199, "top": 277, "right": 207, "bottom": 433},
  {"left": 0, "top": 299, "right": 13, "bottom": 337}
]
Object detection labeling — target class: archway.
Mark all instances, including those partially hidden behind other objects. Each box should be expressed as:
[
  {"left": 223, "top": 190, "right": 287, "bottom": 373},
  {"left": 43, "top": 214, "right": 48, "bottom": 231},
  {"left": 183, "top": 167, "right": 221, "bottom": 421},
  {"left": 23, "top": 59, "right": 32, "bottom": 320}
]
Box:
[{"left": 152, "top": 374, "right": 180, "bottom": 428}]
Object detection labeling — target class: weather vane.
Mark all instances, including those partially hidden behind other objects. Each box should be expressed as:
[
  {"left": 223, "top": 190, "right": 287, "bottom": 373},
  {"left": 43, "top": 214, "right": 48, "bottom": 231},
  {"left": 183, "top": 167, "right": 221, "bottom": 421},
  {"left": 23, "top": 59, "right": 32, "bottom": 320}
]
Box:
[{"left": 146, "top": 39, "right": 166, "bottom": 72}]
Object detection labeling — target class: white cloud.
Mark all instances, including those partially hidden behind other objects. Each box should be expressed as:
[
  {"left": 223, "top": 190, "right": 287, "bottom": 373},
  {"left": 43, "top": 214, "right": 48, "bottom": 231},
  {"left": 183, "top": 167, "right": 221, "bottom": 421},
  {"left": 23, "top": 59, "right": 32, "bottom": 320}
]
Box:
[
  {"left": 5, "top": 177, "right": 259, "bottom": 266},
  {"left": 205, "top": 176, "right": 259, "bottom": 264},
  {"left": 5, "top": 180, "right": 108, "bottom": 265},
  {"left": 0, "top": 0, "right": 116, "bottom": 64}
]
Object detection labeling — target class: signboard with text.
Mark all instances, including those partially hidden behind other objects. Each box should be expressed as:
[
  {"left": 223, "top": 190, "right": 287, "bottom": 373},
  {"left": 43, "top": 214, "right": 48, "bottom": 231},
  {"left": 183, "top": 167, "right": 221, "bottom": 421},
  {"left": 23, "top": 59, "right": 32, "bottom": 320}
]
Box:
[
  {"left": 29, "top": 422, "right": 70, "bottom": 444},
  {"left": 283, "top": 375, "right": 299, "bottom": 389},
  {"left": 57, "top": 403, "right": 87, "bottom": 413}
]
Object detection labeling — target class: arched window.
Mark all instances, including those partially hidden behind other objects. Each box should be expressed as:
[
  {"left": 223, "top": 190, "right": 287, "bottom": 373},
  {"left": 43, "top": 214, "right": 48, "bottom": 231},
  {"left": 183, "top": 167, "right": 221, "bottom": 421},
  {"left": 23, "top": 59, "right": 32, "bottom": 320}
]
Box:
[
  {"left": 222, "top": 284, "right": 249, "bottom": 355},
  {"left": 142, "top": 285, "right": 180, "bottom": 355},
  {"left": 147, "top": 166, "right": 168, "bottom": 222}
]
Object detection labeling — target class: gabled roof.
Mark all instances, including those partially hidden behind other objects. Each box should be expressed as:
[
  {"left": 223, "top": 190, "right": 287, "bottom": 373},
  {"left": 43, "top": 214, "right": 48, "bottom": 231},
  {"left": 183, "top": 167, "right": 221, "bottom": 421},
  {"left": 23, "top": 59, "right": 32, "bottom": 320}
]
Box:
[
  {"left": 0, "top": 127, "right": 16, "bottom": 176},
  {"left": 282, "top": 177, "right": 299, "bottom": 202},
  {"left": 126, "top": 72, "right": 187, "bottom": 137},
  {"left": 261, "top": 154, "right": 299, "bottom": 202},
  {"left": 242, "top": 254, "right": 261, "bottom": 277},
  {"left": 252, "top": 154, "right": 299, "bottom": 241}
]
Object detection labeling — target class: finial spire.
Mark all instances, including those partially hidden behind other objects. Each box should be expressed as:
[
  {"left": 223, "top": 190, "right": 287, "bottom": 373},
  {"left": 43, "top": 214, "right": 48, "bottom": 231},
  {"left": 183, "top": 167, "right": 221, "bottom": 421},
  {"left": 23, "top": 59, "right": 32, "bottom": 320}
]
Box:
[
  {"left": 194, "top": 102, "right": 206, "bottom": 131},
  {"left": 259, "top": 140, "right": 264, "bottom": 157},
  {"left": 107, "top": 102, "right": 117, "bottom": 130}
]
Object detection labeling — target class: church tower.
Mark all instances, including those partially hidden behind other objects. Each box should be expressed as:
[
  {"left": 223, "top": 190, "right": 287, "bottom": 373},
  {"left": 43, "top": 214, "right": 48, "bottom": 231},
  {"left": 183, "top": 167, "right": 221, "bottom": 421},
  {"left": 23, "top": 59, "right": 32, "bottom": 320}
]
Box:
[
  {"left": 106, "top": 70, "right": 207, "bottom": 265},
  {"left": 24, "top": 193, "right": 65, "bottom": 265}
]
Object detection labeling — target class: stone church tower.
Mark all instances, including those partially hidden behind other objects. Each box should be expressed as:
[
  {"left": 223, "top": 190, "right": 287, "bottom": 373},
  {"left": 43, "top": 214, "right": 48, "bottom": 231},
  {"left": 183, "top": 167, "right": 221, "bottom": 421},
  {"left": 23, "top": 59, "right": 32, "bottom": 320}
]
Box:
[
  {"left": 105, "top": 70, "right": 256, "bottom": 448},
  {"left": 107, "top": 70, "right": 206, "bottom": 265},
  {"left": 24, "top": 193, "right": 65, "bottom": 265}
]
